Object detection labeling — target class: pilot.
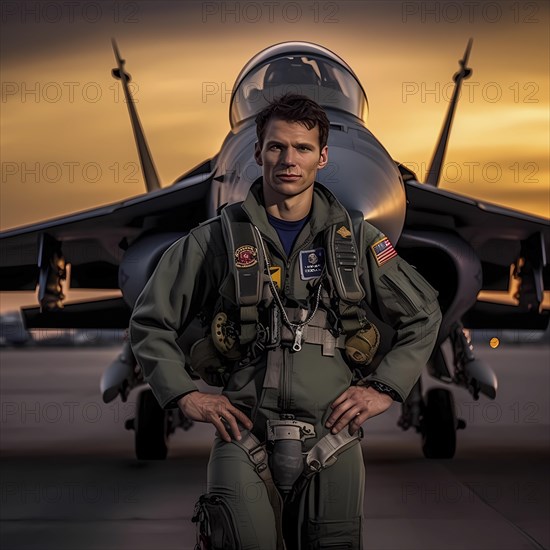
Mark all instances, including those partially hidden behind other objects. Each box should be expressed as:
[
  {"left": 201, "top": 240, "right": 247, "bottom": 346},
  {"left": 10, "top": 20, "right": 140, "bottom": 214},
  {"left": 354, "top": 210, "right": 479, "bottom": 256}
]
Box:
[{"left": 130, "top": 94, "right": 442, "bottom": 549}]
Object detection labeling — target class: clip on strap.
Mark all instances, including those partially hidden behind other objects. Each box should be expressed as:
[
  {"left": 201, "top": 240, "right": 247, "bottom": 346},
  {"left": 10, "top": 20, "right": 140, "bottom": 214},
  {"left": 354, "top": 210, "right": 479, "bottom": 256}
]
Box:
[{"left": 305, "top": 429, "right": 362, "bottom": 474}]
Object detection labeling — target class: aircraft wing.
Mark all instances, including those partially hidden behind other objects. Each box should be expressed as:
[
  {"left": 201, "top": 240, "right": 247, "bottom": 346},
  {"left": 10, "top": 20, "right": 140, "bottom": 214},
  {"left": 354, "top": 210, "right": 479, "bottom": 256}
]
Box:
[
  {"left": 403, "top": 179, "right": 550, "bottom": 328},
  {"left": 0, "top": 162, "right": 213, "bottom": 293},
  {"left": 404, "top": 180, "right": 549, "bottom": 253}
]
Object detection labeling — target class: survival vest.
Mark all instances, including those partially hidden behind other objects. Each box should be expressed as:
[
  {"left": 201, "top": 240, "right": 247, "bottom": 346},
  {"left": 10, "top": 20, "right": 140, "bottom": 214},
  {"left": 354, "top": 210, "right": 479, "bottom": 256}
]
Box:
[
  {"left": 220, "top": 202, "right": 371, "bottom": 343},
  {"left": 189, "top": 202, "right": 382, "bottom": 386}
]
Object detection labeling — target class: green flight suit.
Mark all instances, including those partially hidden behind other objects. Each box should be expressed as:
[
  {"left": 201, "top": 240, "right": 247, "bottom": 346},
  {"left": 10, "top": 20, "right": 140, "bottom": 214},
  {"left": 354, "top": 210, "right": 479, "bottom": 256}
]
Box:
[{"left": 130, "top": 179, "right": 442, "bottom": 549}]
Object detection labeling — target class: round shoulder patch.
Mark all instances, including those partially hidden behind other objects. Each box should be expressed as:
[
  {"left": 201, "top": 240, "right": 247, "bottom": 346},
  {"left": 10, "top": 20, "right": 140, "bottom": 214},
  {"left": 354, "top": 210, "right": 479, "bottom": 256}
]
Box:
[{"left": 234, "top": 245, "right": 258, "bottom": 268}]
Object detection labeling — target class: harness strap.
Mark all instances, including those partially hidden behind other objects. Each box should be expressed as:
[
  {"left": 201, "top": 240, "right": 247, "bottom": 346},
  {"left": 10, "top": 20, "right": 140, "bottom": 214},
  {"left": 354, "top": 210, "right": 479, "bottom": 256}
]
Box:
[
  {"left": 239, "top": 305, "right": 259, "bottom": 345},
  {"left": 280, "top": 325, "right": 346, "bottom": 356},
  {"left": 277, "top": 307, "right": 345, "bottom": 356},
  {"left": 221, "top": 205, "right": 264, "bottom": 345},
  {"left": 324, "top": 209, "right": 372, "bottom": 336},
  {"left": 233, "top": 431, "right": 286, "bottom": 550},
  {"left": 325, "top": 210, "right": 365, "bottom": 304},
  {"left": 264, "top": 348, "right": 283, "bottom": 389},
  {"left": 305, "top": 429, "right": 363, "bottom": 475},
  {"left": 281, "top": 428, "right": 364, "bottom": 547},
  {"left": 234, "top": 429, "right": 362, "bottom": 549},
  {"left": 339, "top": 304, "right": 368, "bottom": 334}
]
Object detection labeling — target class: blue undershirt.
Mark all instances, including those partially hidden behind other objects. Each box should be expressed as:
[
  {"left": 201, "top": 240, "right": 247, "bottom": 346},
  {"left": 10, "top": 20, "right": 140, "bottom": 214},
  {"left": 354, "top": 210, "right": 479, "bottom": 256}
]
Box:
[{"left": 267, "top": 212, "right": 309, "bottom": 256}]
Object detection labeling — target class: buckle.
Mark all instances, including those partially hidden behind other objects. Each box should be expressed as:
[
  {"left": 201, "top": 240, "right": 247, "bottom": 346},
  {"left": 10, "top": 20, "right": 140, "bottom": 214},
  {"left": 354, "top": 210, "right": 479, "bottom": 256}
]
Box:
[
  {"left": 266, "top": 418, "right": 316, "bottom": 443},
  {"left": 307, "top": 458, "right": 321, "bottom": 473},
  {"left": 248, "top": 445, "right": 266, "bottom": 465}
]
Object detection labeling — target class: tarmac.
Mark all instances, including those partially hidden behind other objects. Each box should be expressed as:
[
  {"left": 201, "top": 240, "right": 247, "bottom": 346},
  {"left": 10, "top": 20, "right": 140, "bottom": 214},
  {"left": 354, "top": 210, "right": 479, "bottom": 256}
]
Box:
[{"left": 0, "top": 341, "right": 548, "bottom": 549}]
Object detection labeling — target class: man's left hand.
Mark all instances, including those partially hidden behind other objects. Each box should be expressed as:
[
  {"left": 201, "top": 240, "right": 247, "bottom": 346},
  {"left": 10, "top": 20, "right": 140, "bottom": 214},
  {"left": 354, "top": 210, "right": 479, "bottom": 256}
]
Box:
[{"left": 326, "top": 386, "right": 393, "bottom": 435}]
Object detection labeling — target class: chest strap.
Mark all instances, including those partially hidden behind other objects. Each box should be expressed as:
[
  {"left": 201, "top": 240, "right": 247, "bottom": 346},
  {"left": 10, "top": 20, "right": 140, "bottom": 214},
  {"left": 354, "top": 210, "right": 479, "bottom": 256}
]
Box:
[{"left": 279, "top": 308, "right": 346, "bottom": 356}]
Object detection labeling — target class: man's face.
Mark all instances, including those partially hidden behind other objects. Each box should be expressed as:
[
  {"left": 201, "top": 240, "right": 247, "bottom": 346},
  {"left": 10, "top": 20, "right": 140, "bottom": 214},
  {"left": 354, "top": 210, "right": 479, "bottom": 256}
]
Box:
[{"left": 255, "top": 118, "right": 328, "bottom": 204}]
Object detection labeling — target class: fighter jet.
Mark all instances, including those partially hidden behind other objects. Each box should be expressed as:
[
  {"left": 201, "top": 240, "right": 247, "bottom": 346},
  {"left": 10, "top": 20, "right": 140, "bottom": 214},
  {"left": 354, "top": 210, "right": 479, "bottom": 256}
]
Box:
[{"left": 1, "top": 40, "right": 548, "bottom": 460}]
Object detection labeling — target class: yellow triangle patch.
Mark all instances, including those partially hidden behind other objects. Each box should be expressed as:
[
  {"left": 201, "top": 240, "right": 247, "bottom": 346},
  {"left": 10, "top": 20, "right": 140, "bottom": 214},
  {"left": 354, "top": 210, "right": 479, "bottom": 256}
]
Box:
[{"left": 269, "top": 266, "right": 281, "bottom": 288}]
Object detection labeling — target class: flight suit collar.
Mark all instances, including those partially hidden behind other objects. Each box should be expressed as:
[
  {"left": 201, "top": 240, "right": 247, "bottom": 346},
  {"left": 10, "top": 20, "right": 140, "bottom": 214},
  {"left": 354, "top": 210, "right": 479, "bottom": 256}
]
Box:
[{"left": 240, "top": 177, "right": 349, "bottom": 246}]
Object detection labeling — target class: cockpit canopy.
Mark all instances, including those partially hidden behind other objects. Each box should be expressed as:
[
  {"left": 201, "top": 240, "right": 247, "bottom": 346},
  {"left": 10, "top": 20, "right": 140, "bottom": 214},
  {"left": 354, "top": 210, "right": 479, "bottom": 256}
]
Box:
[{"left": 230, "top": 42, "right": 368, "bottom": 128}]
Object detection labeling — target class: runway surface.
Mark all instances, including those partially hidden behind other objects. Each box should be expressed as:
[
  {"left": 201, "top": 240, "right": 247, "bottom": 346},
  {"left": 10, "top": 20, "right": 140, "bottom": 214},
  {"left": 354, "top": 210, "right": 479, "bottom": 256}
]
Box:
[{"left": 1, "top": 341, "right": 549, "bottom": 550}]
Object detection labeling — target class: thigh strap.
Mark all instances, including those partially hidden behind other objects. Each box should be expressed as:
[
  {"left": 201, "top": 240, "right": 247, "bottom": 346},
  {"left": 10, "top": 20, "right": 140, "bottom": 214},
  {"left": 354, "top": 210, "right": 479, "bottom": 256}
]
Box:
[{"left": 232, "top": 431, "right": 286, "bottom": 550}]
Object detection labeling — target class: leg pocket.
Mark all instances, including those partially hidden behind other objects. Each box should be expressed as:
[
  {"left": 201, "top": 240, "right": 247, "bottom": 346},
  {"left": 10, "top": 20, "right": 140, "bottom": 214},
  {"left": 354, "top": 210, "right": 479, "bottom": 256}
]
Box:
[
  {"left": 192, "top": 493, "right": 242, "bottom": 550},
  {"left": 304, "top": 516, "right": 362, "bottom": 549}
]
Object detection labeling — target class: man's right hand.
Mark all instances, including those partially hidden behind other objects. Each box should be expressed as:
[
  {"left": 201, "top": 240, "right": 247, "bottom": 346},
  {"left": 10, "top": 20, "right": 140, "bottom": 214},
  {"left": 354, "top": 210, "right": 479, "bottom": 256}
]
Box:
[{"left": 177, "top": 391, "right": 253, "bottom": 443}]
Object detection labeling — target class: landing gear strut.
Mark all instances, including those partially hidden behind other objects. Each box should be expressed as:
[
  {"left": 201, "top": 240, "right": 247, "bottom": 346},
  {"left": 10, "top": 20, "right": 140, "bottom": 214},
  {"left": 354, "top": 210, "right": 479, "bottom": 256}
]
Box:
[{"left": 399, "top": 322, "right": 494, "bottom": 459}]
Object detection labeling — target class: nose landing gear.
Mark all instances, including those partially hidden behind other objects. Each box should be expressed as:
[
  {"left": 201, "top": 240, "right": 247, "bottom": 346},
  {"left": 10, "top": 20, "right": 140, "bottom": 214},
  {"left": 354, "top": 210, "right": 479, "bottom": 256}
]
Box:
[{"left": 398, "top": 323, "right": 495, "bottom": 459}]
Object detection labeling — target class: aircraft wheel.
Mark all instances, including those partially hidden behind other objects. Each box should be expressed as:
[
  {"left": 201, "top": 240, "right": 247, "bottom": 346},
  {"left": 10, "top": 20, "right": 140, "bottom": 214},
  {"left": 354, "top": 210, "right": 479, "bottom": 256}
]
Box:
[
  {"left": 134, "top": 389, "right": 168, "bottom": 460},
  {"left": 421, "top": 388, "right": 457, "bottom": 459}
]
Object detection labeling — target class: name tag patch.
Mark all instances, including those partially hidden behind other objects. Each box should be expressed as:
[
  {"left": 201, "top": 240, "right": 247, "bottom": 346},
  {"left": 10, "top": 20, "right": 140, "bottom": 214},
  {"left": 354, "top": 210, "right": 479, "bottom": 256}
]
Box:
[{"left": 299, "top": 248, "right": 325, "bottom": 280}]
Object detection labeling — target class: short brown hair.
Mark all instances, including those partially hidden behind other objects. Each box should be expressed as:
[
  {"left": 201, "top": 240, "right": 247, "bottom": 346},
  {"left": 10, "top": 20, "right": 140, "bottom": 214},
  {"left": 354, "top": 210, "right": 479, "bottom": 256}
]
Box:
[{"left": 255, "top": 93, "right": 329, "bottom": 150}]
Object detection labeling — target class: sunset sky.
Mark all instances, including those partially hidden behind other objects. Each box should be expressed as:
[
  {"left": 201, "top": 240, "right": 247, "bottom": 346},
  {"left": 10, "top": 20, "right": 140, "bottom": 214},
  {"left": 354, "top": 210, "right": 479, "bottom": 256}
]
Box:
[{"left": 0, "top": 0, "right": 548, "bottom": 311}]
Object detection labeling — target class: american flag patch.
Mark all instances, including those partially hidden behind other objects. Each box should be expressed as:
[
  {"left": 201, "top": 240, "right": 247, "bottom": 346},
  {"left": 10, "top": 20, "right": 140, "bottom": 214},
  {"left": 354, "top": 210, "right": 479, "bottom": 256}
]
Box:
[{"left": 371, "top": 237, "right": 397, "bottom": 266}]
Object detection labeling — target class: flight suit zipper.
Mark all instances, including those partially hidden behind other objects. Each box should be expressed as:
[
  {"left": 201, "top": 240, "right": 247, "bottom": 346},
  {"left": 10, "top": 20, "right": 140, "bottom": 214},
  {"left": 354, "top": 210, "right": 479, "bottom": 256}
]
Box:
[{"left": 279, "top": 233, "right": 315, "bottom": 412}]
